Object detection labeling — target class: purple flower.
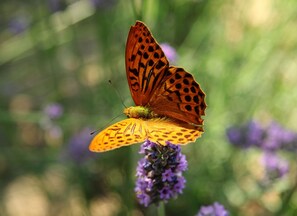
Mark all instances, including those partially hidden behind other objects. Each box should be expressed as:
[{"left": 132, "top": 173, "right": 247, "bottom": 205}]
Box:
[
  {"left": 248, "top": 121, "right": 264, "bottom": 147},
  {"left": 280, "top": 130, "right": 297, "bottom": 152},
  {"left": 261, "top": 122, "right": 286, "bottom": 151},
  {"left": 173, "top": 177, "right": 186, "bottom": 194},
  {"left": 226, "top": 121, "right": 264, "bottom": 148},
  {"left": 162, "top": 169, "right": 174, "bottom": 182},
  {"left": 159, "top": 186, "right": 173, "bottom": 200},
  {"left": 136, "top": 192, "right": 150, "bottom": 207},
  {"left": 262, "top": 121, "right": 297, "bottom": 151},
  {"left": 8, "top": 16, "right": 29, "bottom": 35},
  {"left": 227, "top": 120, "right": 297, "bottom": 152},
  {"left": 196, "top": 202, "right": 229, "bottom": 216},
  {"left": 60, "top": 128, "right": 97, "bottom": 164},
  {"left": 261, "top": 151, "right": 289, "bottom": 181},
  {"left": 48, "top": 0, "right": 67, "bottom": 13},
  {"left": 43, "top": 103, "right": 63, "bottom": 119},
  {"left": 135, "top": 140, "right": 187, "bottom": 207},
  {"left": 160, "top": 43, "right": 177, "bottom": 64},
  {"left": 177, "top": 154, "right": 188, "bottom": 171}
]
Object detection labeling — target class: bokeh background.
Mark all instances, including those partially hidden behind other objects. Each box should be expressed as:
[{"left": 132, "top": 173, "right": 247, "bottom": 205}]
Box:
[{"left": 1, "top": 0, "right": 297, "bottom": 215}]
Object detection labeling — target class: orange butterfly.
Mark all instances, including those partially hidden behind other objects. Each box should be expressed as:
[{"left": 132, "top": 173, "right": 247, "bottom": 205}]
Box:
[{"left": 89, "top": 21, "right": 206, "bottom": 152}]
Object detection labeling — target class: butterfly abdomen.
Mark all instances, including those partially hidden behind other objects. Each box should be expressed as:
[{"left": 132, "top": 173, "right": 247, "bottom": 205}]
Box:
[{"left": 124, "top": 106, "right": 158, "bottom": 119}]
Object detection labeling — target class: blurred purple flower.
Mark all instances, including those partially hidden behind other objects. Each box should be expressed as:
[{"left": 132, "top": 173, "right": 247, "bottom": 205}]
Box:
[
  {"left": 8, "top": 16, "right": 29, "bottom": 35},
  {"left": 60, "top": 128, "right": 97, "bottom": 164},
  {"left": 227, "top": 120, "right": 297, "bottom": 152},
  {"left": 261, "top": 122, "right": 285, "bottom": 151},
  {"left": 160, "top": 43, "right": 177, "bottom": 64},
  {"left": 196, "top": 202, "right": 229, "bottom": 216},
  {"left": 280, "top": 129, "right": 297, "bottom": 152},
  {"left": 261, "top": 151, "right": 289, "bottom": 181},
  {"left": 90, "top": 0, "right": 117, "bottom": 9},
  {"left": 43, "top": 103, "right": 63, "bottom": 119},
  {"left": 226, "top": 121, "right": 264, "bottom": 148},
  {"left": 135, "top": 140, "right": 187, "bottom": 207},
  {"left": 262, "top": 121, "right": 297, "bottom": 151},
  {"left": 48, "top": 0, "right": 67, "bottom": 13},
  {"left": 248, "top": 121, "right": 265, "bottom": 147}
]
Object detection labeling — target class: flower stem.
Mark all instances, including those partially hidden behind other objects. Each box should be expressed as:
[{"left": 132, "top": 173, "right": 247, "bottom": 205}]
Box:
[
  {"left": 157, "top": 202, "right": 166, "bottom": 216},
  {"left": 276, "top": 175, "right": 297, "bottom": 215}
]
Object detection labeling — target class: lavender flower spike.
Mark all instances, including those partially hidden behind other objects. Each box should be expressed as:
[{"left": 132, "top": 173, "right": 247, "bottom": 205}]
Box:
[{"left": 135, "top": 140, "right": 188, "bottom": 207}]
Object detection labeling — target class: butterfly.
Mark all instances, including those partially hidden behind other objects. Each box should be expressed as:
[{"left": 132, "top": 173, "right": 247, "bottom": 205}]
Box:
[{"left": 89, "top": 21, "right": 206, "bottom": 152}]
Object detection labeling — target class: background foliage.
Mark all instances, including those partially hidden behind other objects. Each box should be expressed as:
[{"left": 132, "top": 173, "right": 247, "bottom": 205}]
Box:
[{"left": 1, "top": 0, "right": 297, "bottom": 215}]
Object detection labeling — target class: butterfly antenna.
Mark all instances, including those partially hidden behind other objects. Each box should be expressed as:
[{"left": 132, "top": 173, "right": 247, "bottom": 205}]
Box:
[
  {"left": 90, "top": 112, "right": 125, "bottom": 135},
  {"left": 109, "top": 80, "right": 127, "bottom": 108}
]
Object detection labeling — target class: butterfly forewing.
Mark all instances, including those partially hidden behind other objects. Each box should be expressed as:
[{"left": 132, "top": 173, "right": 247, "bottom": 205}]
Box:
[
  {"left": 125, "top": 21, "right": 169, "bottom": 106},
  {"left": 126, "top": 21, "right": 206, "bottom": 125},
  {"left": 89, "top": 119, "right": 147, "bottom": 152}
]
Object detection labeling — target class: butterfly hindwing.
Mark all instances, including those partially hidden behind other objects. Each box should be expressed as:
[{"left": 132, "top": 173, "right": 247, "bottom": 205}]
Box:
[
  {"left": 149, "top": 67, "right": 206, "bottom": 125},
  {"left": 145, "top": 118, "right": 204, "bottom": 145}
]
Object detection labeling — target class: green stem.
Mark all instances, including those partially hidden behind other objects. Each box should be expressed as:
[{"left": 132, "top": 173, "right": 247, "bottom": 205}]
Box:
[
  {"left": 275, "top": 176, "right": 297, "bottom": 215},
  {"left": 157, "top": 202, "right": 166, "bottom": 216},
  {"left": 130, "top": 0, "right": 143, "bottom": 20}
]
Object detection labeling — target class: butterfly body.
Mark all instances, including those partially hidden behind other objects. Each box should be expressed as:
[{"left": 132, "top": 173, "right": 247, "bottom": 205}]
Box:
[
  {"left": 124, "top": 106, "right": 158, "bottom": 119},
  {"left": 89, "top": 21, "right": 206, "bottom": 152}
]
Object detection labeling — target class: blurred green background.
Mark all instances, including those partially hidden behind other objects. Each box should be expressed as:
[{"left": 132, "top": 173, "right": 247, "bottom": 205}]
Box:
[{"left": 1, "top": 0, "right": 297, "bottom": 215}]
